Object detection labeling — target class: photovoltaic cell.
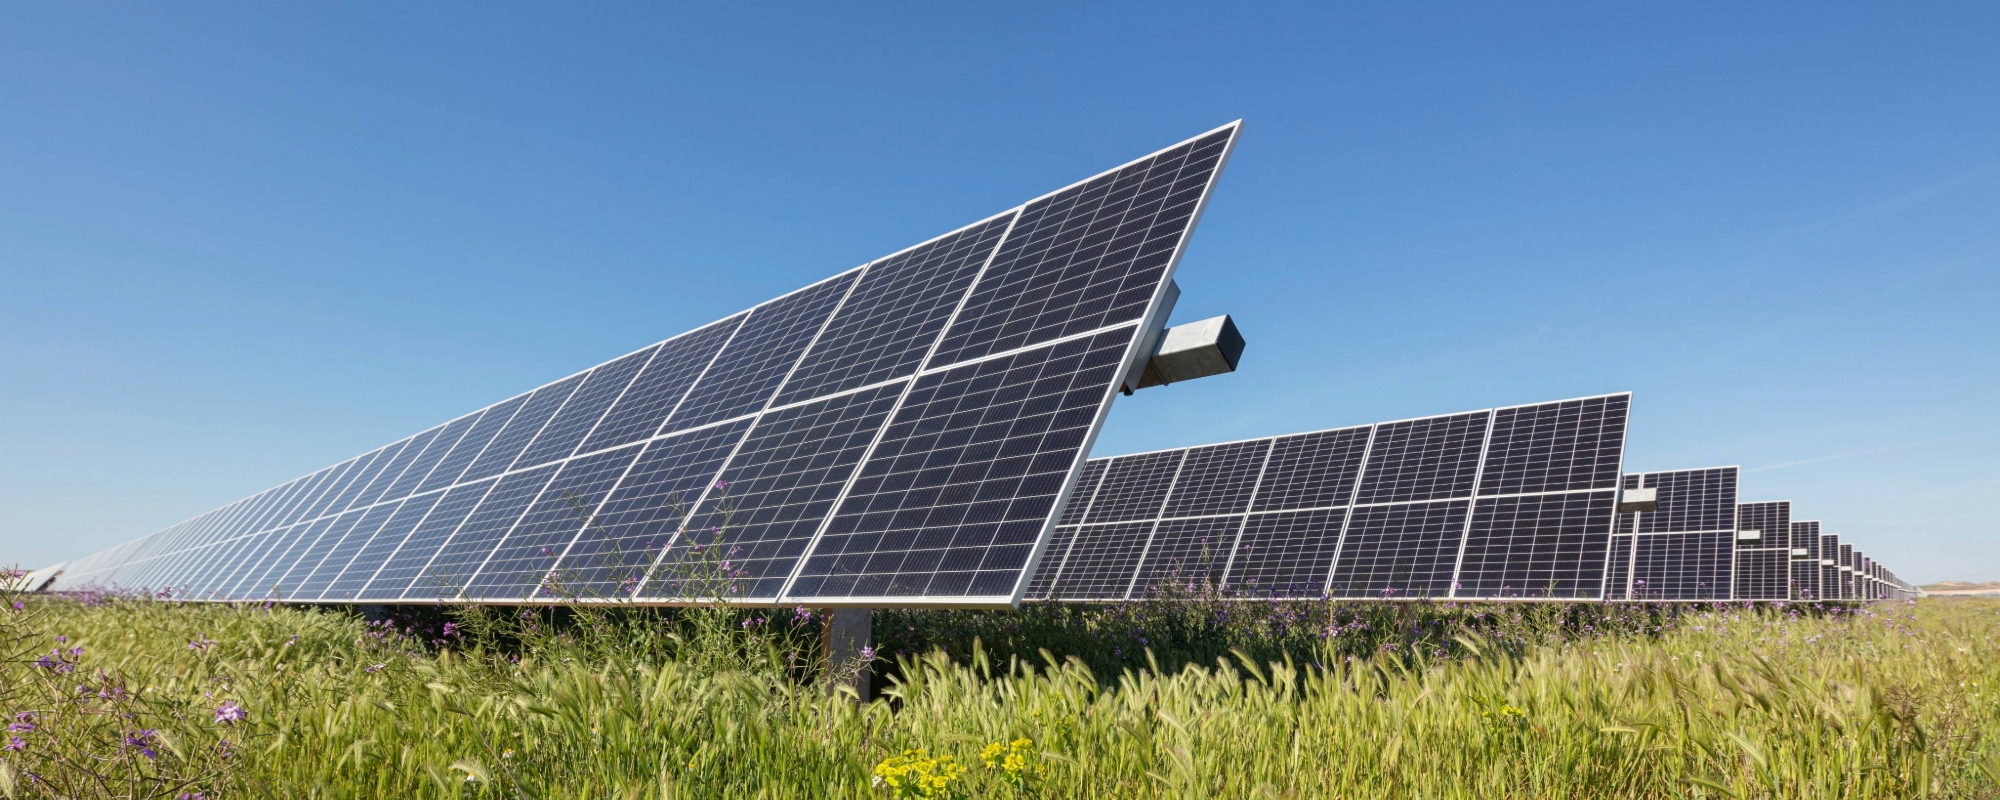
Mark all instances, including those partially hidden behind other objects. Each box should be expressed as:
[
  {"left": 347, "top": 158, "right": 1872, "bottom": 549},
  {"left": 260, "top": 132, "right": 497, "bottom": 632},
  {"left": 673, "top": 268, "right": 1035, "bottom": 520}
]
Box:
[
  {"left": 380, "top": 414, "right": 483, "bottom": 502},
  {"left": 1735, "top": 548, "right": 1790, "bottom": 601},
  {"left": 1839, "top": 543, "right": 1855, "bottom": 599},
  {"left": 462, "top": 445, "right": 645, "bottom": 600},
  {"left": 210, "top": 526, "right": 292, "bottom": 601},
  {"left": 577, "top": 318, "right": 743, "bottom": 454},
  {"left": 296, "top": 459, "right": 363, "bottom": 524},
  {"left": 787, "top": 329, "right": 1135, "bottom": 602},
  {"left": 1045, "top": 522, "right": 1154, "bottom": 600},
  {"left": 1130, "top": 516, "right": 1242, "bottom": 597},
  {"left": 418, "top": 397, "right": 527, "bottom": 494},
  {"left": 1250, "top": 427, "right": 1368, "bottom": 513},
  {"left": 1084, "top": 450, "right": 1184, "bottom": 524},
  {"left": 1605, "top": 467, "right": 1738, "bottom": 601},
  {"left": 547, "top": 421, "right": 751, "bottom": 598},
  {"left": 1819, "top": 534, "right": 1842, "bottom": 601},
  {"left": 1478, "top": 399, "right": 1625, "bottom": 495},
  {"left": 402, "top": 467, "right": 558, "bottom": 600},
  {"left": 57, "top": 123, "right": 1243, "bottom": 608},
  {"left": 774, "top": 216, "right": 1015, "bottom": 406},
  {"left": 1023, "top": 525, "right": 1078, "bottom": 600},
  {"left": 1161, "top": 440, "right": 1269, "bottom": 519},
  {"left": 270, "top": 509, "right": 365, "bottom": 599},
  {"left": 1055, "top": 461, "right": 1107, "bottom": 526},
  {"left": 1455, "top": 492, "right": 1615, "bottom": 599},
  {"left": 663, "top": 273, "right": 859, "bottom": 433},
  {"left": 229, "top": 519, "right": 328, "bottom": 600},
  {"left": 1355, "top": 413, "right": 1488, "bottom": 505},
  {"left": 293, "top": 504, "right": 400, "bottom": 601},
  {"left": 322, "top": 495, "right": 440, "bottom": 601},
  {"left": 1620, "top": 532, "right": 1733, "bottom": 600},
  {"left": 1327, "top": 501, "right": 1469, "bottom": 599},
  {"left": 514, "top": 346, "right": 657, "bottom": 468},
  {"left": 639, "top": 384, "right": 903, "bottom": 601},
  {"left": 354, "top": 431, "right": 441, "bottom": 509},
  {"left": 357, "top": 480, "right": 498, "bottom": 601},
  {"left": 1616, "top": 468, "right": 1737, "bottom": 535},
  {"left": 930, "top": 129, "right": 1234, "bottom": 366},
  {"left": 1604, "top": 535, "right": 1633, "bottom": 600},
  {"left": 459, "top": 377, "right": 586, "bottom": 484},
  {"left": 1226, "top": 508, "right": 1346, "bottom": 598},
  {"left": 1791, "top": 520, "right": 1823, "bottom": 600}
]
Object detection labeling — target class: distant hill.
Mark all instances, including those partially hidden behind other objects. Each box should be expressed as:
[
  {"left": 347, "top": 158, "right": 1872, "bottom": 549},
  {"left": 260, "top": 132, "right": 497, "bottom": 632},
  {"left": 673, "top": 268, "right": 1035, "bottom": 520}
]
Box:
[{"left": 1921, "top": 581, "right": 2000, "bottom": 595}]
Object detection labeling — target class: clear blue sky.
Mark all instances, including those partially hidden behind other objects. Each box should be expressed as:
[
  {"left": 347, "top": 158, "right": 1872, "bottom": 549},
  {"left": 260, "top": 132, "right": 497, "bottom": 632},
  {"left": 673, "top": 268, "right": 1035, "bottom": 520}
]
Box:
[{"left": 4, "top": 3, "right": 1995, "bottom": 584}]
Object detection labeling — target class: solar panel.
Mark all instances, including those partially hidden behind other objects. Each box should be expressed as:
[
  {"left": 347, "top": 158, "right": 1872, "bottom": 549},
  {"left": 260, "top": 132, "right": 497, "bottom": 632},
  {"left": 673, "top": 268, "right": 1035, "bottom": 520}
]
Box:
[
  {"left": 1818, "top": 533, "right": 1843, "bottom": 600},
  {"left": 1839, "top": 543, "right": 1856, "bottom": 599},
  {"left": 1790, "top": 520, "right": 1823, "bottom": 600},
  {"left": 1606, "top": 467, "right": 1737, "bottom": 601},
  {"left": 1029, "top": 393, "right": 1629, "bottom": 602},
  {"left": 1732, "top": 501, "right": 1791, "bottom": 600},
  {"left": 53, "top": 123, "right": 1243, "bottom": 609}
]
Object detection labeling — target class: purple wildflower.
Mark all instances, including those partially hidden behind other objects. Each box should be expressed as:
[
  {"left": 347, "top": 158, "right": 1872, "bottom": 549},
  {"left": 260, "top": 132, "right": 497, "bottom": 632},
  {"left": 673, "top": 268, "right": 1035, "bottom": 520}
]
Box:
[
  {"left": 5, "top": 736, "right": 24, "bottom": 752},
  {"left": 188, "top": 634, "right": 215, "bottom": 651},
  {"left": 440, "top": 622, "right": 459, "bottom": 638},
  {"left": 125, "top": 730, "right": 159, "bottom": 760},
  {"left": 213, "top": 701, "right": 245, "bottom": 726}
]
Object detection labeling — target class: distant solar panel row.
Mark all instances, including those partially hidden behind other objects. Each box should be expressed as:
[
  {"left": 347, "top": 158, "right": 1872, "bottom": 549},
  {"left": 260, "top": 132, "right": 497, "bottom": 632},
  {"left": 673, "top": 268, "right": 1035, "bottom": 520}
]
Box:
[
  {"left": 1606, "top": 467, "right": 1739, "bottom": 601},
  {"left": 51, "top": 123, "right": 1245, "bottom": 608},
  {"left": 1027, "top": 393, "right": 1630, "bottom": 601},
  {"left": 1601, "top": 469, "right": 1912, "bottom": 603}
]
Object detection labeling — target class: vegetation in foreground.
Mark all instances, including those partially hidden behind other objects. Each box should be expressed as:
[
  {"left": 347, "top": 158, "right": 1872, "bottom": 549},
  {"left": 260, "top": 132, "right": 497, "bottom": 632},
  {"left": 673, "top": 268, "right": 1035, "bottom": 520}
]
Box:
[{"left": 3, "top": 581, "right": 1999, "bottom": 798}]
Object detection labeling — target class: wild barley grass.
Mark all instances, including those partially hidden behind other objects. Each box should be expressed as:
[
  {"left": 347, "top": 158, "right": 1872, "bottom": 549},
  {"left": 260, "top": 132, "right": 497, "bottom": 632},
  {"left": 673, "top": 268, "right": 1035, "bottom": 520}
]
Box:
[{"left": 3, "top": 591, "right": 1997, "bottom": 798}]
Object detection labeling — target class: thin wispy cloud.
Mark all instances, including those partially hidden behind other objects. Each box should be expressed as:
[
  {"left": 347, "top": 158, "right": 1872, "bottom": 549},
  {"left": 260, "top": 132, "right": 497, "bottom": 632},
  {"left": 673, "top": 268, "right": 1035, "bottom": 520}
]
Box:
[
  {"left": 1748, "top": 428, "right": 2000, "bottom": 473},
  {"left": 1756, "top": 162, "right": 2000, "bottom": 249}
]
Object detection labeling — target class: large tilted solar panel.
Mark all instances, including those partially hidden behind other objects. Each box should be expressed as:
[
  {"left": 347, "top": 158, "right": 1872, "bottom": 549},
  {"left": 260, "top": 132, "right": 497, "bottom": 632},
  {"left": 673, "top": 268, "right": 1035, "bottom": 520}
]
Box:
[
  {"left": 1606, "top": 467, "right": 1737, "bottom": 601},
  {"left": 1026, "top": 393, "right": 1629, "bottom": 602},
  {"left": 1731, "top": 501, "right": 1791, "bottom": 601},
  {"left": 52, "top": 123, "right": 1244, "bottom": 608},
  {"left": 1790, "top": 520, "right": 1823, "bottom": 600}
]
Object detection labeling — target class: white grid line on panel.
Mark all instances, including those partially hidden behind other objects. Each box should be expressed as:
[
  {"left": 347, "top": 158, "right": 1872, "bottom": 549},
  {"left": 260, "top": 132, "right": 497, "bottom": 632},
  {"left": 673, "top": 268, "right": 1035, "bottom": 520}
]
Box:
[
  {"left": 1445, "top": 412, "right": 1498, "bottom": 600},
  {"left": 770, "top": 211, "right": 1022, "bottom": 602},
  {"left": 1121, "top": 454, "right": 1191, "bottom": 600},
  {"left": 996, "top": 123, "right": 1242, "bottom": 606},
  {"left": 628, "top": 267, "right": 871, "bottom": 601},
  {"left": 1316, "top": 423, "right": 1381, "bottom": 597}
]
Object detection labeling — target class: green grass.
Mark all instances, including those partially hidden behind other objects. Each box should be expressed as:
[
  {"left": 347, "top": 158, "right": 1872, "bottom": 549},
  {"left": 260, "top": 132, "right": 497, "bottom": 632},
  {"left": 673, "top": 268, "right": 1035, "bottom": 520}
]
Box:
[{"left": 3, "top": 589, "right": 1998, "bottom": 798}]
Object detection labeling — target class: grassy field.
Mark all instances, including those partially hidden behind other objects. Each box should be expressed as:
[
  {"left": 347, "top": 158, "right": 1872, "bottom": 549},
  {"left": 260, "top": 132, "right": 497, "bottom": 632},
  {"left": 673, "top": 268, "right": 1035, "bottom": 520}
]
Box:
[{"left": 3, "top": 586, "right": 1997, "bottom": 798}]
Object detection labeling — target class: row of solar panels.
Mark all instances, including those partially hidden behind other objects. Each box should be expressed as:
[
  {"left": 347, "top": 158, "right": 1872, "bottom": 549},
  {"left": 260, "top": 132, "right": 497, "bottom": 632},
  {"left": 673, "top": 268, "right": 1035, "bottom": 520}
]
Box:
[
  {"left": 1606, "top": 469, "right": 1912, "bottom": 602},
  {"left": 28, "top": 122, "right": 1914, "bottom": 607},
  {"left": 1021, "top": 404, "right": 1913, "bottom": 603},
  {"left": 38, "top": 123, "right": 1246, "bottom": 608}
]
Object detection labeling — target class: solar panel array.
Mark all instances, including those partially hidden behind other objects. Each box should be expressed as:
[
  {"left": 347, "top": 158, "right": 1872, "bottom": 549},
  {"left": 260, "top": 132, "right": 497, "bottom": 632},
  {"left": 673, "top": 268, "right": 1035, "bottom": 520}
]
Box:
[
  {"left": 49, "top": 123, "right": 1245, "bottom": 609},
  {"left": 1606, "top": 467, "right": 1738, "bottom": 601},
  {"left": 1028, "top": 393, "right": 1630, "bottom": 601},
  {"left": 31, "top": 118, "right": 1924, "bottom": 608},
  {"left": 1731, "top": 501, "right": 1792, "bottom": 601}
]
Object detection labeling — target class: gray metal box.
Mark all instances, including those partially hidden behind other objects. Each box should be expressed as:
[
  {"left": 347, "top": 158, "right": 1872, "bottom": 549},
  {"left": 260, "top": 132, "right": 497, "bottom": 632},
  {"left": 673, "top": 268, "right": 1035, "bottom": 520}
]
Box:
[
  {"left": 1615, "top": 486, "right": 1658, "bottom": 513},
  {"left": 1134, "top": 314, "right": 1246, "bottom": 389}
]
